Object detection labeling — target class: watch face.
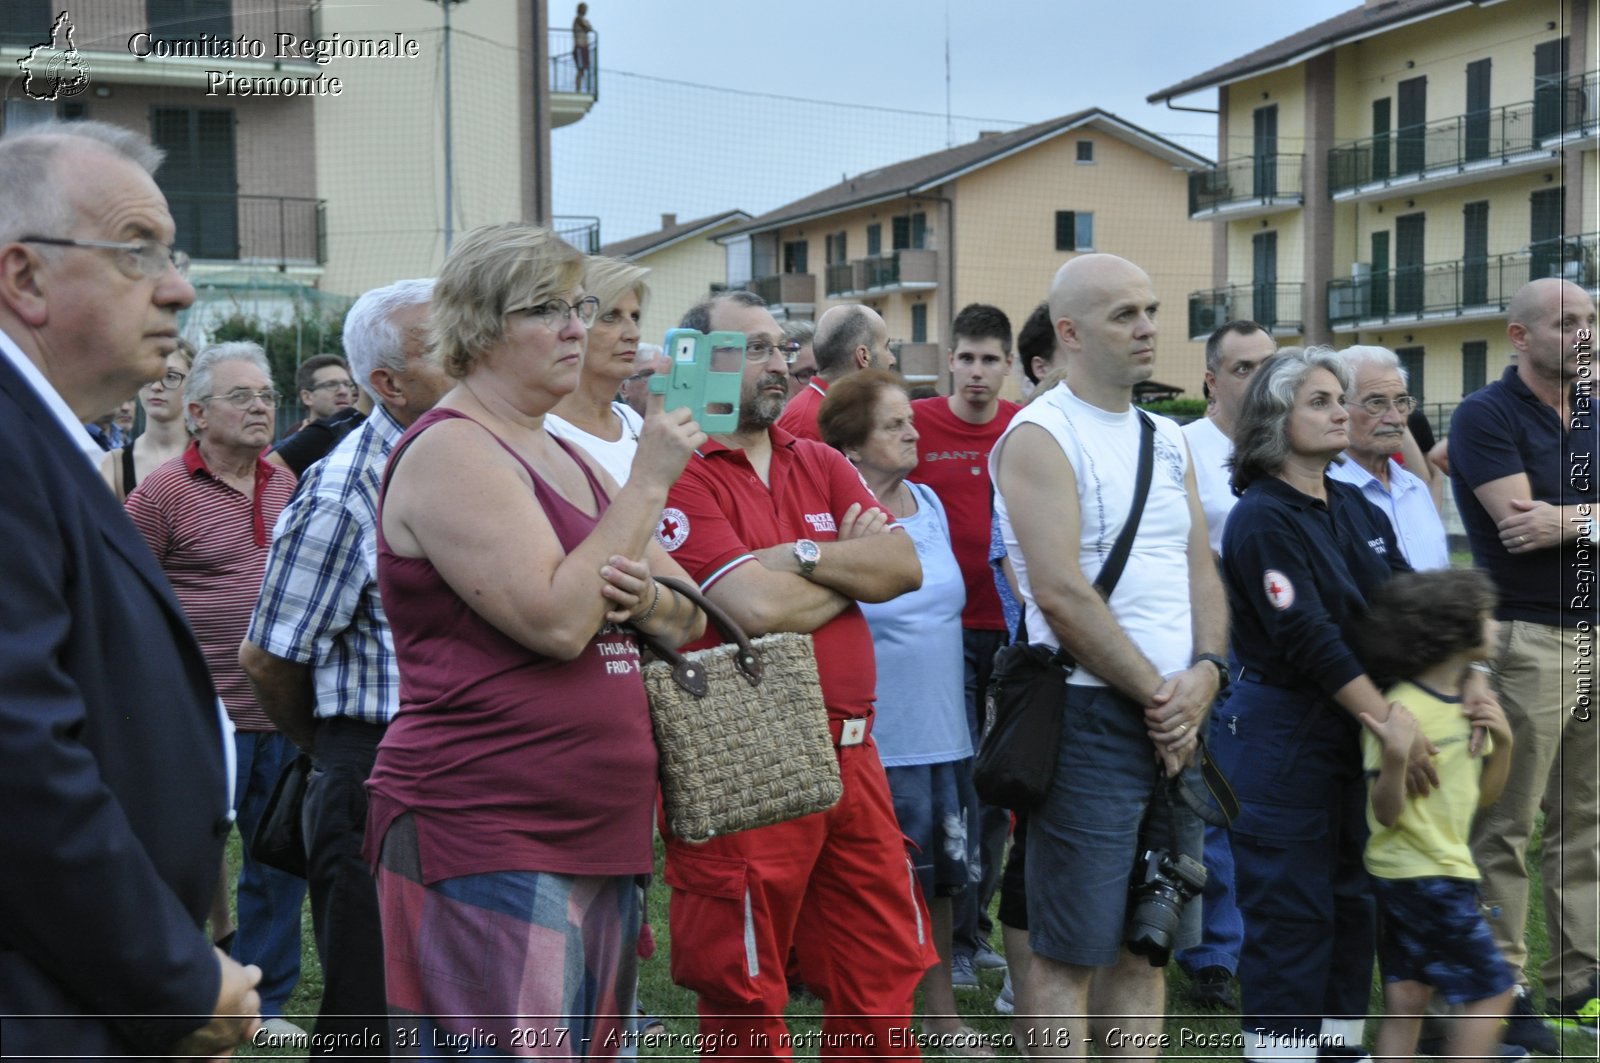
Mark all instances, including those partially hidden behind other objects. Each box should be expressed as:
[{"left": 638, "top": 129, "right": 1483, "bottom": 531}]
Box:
[{"left": 797, "top": 539, "right": 821, "bottom": 563}]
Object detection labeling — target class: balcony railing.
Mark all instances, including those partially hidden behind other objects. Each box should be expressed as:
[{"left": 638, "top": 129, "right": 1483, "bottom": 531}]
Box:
[
  {"left": 1187, "top": 155, "right": 1303, "bottom": 217},
  {"left": 553, "top": 215, "right": 601, "bottom": 254},
  {"left": 1328, "top": 100, "right": 1545, "bottom": 196},
  {"left": 1327, "top": 233, "right": 1599, "bottom": 327},
  {"left": 1187, "top": 283, "right": 1304, "bottom": 338},
  {"left": 860, "top": 249, "right": 937, "bottom": 291},
  {"left": 1536, "top": 70, "right": 1599, "bottom": 141},
  {"left": 549, "top": 28, "right": 597, "bottom": 96},
  {"left": 167, "top": 193, "right": 324, "bottom": 267},
  {"left": 746, "top": 272, "right": 817, "bottom": 307},
  {"left": 825, "top": 261, "right": 861, "bottom": 296}
]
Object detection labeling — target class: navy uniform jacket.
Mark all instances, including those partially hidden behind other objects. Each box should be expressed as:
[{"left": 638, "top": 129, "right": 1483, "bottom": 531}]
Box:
[
  {"left": 0, "top": 352, "right": 231, "bottom": 1056},
  {"left": 1222, "top": 474, "right": 1412, "bottom": 700}
]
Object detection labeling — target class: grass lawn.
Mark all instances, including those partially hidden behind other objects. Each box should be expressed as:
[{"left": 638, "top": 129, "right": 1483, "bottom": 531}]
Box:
[{"left": 231, "top": 819, "right": 1596, "bottom": 1060}]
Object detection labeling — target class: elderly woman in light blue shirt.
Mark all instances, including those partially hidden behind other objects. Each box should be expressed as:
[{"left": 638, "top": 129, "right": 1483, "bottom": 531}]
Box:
[{"left": 818, "top": 369, "right": 987, "bottom": 1052}]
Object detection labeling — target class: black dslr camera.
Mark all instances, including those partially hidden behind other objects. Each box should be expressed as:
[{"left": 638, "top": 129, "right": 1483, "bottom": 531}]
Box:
[{"left": 1125, "top": 848, "right": 1207, "bottom": 966}]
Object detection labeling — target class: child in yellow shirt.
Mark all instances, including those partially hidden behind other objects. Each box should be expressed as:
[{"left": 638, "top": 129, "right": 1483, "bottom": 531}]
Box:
[{"left": 1357, "top": 569, "right": 1515, "bottom": 1062}]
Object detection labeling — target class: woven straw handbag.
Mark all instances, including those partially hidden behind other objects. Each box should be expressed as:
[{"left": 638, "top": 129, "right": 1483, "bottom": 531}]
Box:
[{"left": 637, "top": 577, "right": 842, "bottom": 842}]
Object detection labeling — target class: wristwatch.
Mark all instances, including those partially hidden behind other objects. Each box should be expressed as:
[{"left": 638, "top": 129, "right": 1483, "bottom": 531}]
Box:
[
  {"left": 793, "top": 538, "right": 821, "bottom": 577},
  {"left": 1193, "top": 653, "right": 1231, "bottom": 692}
]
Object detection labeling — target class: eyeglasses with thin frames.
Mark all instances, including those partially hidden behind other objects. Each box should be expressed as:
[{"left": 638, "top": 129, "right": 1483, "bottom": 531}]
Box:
[
  {"left": 746, "top": 340, "right": 803, "bottom": 365},
  {"left": 19, "top": 236, "right": 190, "bottom": 280},
  {"left": 141, "top": 369, "right": 188, "bottom": 390},
  {"left": 200, "top": 388, "right": 279, "bottom": 409},
  {"left": 1347, "top": 395, "right": 1415, "bottom": 417},
  {"left": 307, "top": 379, "right": 357, "bottom": 393},
  {"left": 505, "top": 296, "right": 601, "bottom": 330}
]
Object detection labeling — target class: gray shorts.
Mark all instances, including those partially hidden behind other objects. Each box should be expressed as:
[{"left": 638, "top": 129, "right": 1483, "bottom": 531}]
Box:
[{"left": 1026, "top": 684, "right": 1203, "bottom": 967}]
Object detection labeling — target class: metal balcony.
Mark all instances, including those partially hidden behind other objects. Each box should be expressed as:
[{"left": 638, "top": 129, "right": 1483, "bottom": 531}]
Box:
[
  {"left": 549, "top": 28, "right": 597, "bottom": 128},
  {"left": 167, "top": 193, "right": 325, "bottom": 268},
  {"left": 552, "top": 215, "right": 601, "bottom": 254},
  {"left": 746, "top": 272, "right": 817, "bottom": 309},
  {"left": 1187, "top": 155, "right": 1304, "bottom": 220},
  {"left": 1328, "top": 99, "right": 1557, "bottom": 201},
  {"left": 1187, "top": 283, "right": 1304, "bottom": 339},
  {"left": 1327, "top": 234, "right": 1599, "bottom": 331}
]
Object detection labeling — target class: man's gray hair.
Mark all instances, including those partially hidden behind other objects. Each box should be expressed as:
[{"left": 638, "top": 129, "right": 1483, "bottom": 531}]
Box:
[
  {"left": 1337, "top": 344, "right": 1407, "bottom": 389},
  {"left": 185, "top": 341, "right": 273, "bottom": 433},
  {"left": 0, "top": 121, "right": 164, "bottom": 247},
  {"left": 344, "top": 279, "right": 435, "bottom": 387},
  {"left": 782, "top": 319, "right": 815, "bottom": 345}
]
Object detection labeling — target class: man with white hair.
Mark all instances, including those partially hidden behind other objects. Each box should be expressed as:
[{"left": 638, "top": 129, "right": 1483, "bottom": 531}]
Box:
[
  {"left": 0, "top": 118, "right": 261, "bottom": 1058},
  {"left": 127, "top": 341, "right": 305, "bottom": 1038},
  {"left": 1328, "top": 345, "right": 1449, "bottom": 571},
  {"left": 242, "top": 280, "right": 450, "bottom": 1055}
]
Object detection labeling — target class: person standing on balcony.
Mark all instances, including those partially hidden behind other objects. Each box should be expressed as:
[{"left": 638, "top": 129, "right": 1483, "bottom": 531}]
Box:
[
  {"left": 572, "top": 3, "right": 594, "bottom": 92},
  {"left": 775, "top": 303, "right": 893, "bottom": 442}
]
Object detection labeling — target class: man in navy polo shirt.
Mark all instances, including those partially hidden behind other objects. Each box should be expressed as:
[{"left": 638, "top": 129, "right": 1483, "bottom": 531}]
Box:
[{"left": 1451, "top": 277, "right": 1599, "bottom": 1038}]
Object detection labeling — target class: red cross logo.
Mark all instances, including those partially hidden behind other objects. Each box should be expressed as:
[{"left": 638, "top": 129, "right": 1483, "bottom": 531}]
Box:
[
  {"left": 1263, "top": 569, "right": 1294, "bottom": 611},
  {"left": 656, "top": 507, "right": 690, "bottom": 552}
]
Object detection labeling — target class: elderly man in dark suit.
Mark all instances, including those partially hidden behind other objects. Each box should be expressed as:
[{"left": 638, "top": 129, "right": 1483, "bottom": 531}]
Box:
[{"left": 0, "top": 120, "right": 262, "bottom": 1057}]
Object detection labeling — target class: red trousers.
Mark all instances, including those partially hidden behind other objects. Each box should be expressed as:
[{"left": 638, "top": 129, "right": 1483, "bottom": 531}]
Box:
[{"left": 664, "top": 740, "right": 938, "bottom": 1059}]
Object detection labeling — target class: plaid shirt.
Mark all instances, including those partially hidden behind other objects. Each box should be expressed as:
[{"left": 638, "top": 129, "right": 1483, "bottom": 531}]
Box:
[{"left": 247, "top": 404, "right": 405, "bottom": 723}]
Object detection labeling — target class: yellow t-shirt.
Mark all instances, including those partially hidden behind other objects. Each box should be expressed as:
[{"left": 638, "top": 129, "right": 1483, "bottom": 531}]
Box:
[{"left": 1363, "top": 680, "right": 1493, "bottom": 880}]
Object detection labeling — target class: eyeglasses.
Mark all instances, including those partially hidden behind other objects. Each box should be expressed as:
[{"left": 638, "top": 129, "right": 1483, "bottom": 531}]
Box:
[
  {"left": 308, "top": 379, "right": 357, "bottom": 393},
  {"left": 746, "top": 340, "right": 803, "bottom": 365},
  {"left": 200, "top": 388, "right": 280, "bottom": 409},
  {"left": 1347, "top": 395, "right": 1415, "bottom": 416},
  {"left": 505, "top": 296, "right": 601, "bottom": 329},
  {"left": 19, "top": 235, "right": 190, "bottom": 280},
  {"left": 142, "top": 369, "right": 188, "bottom": 390},
  {"left": 791, "top": 367, "right": 818, "bottom": 384}
]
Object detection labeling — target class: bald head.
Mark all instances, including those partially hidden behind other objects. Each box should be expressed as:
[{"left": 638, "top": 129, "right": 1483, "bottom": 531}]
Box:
[
  {"left": 814, "top": 304, "right": 890, "bottom": 376},
  {"left": 1508, "top": 277, "right": 1589, "bottom": 330},
  {"left": 1050, "top": 254, "right": 1152, "bottom": 323}
]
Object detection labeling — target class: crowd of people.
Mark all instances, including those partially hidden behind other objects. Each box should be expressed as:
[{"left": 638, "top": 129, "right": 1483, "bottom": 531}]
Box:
[{"left": 3, "top": 117, "right": 1597, "bottom": 1063}]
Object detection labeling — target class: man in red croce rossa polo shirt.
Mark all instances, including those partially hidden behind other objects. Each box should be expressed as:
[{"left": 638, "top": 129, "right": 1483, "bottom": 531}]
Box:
[
  {"left": 775, "top": 303, "right": 894, "bottom": 443},
  {"left": 657, "top": 289, "right": 937, "bottom": 1058},
  {"left": 909, "top": 303, "right": 1020, "bottom": 984}
]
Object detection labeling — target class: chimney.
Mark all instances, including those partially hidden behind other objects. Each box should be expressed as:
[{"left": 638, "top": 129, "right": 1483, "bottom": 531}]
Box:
[{"left": 660, "top": 212, "right": 677, "bottom": 229}]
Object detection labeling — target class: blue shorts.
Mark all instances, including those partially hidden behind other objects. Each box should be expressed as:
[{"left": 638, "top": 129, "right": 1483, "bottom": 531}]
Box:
[
  {"left": 885, "top": 758, "right": 977, "bottom": 900},
  {"left": 1027, "top": 684, "right": 1203, "bottom": 967},
  {"left": 1373, "top": 876, "right": 1516, "bottom": 1004}
]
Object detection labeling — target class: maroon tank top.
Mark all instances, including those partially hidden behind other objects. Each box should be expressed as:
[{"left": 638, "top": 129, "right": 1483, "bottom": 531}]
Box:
[{"left": 366, "top": 407, "right": 656, "bottom": 881}]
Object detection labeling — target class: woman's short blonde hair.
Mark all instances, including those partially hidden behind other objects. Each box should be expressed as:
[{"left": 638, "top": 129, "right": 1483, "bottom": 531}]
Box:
[
  {"left": 431, "top": 223, "right": 586, "bottom": 379},
  {"left": 584, "top": 255, "right": 651, "bottom": 317}
]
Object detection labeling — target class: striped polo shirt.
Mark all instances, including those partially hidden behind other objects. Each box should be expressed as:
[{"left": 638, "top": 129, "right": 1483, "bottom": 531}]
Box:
[{"left": 127, "top": 440, "right": 296, "bottom": 731}]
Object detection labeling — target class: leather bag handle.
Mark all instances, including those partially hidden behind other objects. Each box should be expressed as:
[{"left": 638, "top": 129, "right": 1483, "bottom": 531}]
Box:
[{"left": 632, "top": 575, "right": 763, "bottom": 697}]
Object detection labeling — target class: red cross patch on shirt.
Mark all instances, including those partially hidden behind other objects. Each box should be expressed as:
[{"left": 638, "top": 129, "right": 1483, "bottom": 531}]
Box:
[{"left": 1263, "top": 569, "right": 1295, "bottom": 611}]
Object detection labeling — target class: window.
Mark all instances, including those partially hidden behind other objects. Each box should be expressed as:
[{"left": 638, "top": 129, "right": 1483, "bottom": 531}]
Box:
[
  {"left": 911, "top": 304, "right": 928, "bottom": 344},
  {"left": 1076, "top": 140, "right": 1095, "bottom": 163},
  {"left": 1055, "top": 211, "right": 1094, "bottom": 252},
  {"left": 890, "top": 212, "right": 927, "bottom": 251},
  {"left": 825, "top": 231, "right": 847, "bottom": 265},
  {"left": 783, "top": 240, "right": 808, "bottom": 275},
  {"left": 1461, "top": 341, "right": 1487, "bottom": 394},
  {"left": 866, "top": 223, "right": 882, "bottom": 257},
  {"left": 147, "top": 0, "right": 231, "bottom": 40},
  {"left": 1396, "top": 347, "right": 1425, "bottom": 403},
  {"left": 0, "top": 0, "right": 50, "bottom": 46},
  {"left": 151, "top": 106, "right": 239, "bottom": 260}
]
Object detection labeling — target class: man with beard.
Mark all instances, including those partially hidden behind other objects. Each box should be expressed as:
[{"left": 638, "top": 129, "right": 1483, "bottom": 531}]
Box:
[{"left": 654, "top": 289, "right": 937, "bottom": 1056}]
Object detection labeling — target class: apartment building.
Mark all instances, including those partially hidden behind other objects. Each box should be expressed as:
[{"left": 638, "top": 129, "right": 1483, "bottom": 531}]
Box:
[
  {"left": 1150, "top": 0, "right": 1596, "bottom": 415},
  {"left": 601, "top": 210, "right": 752, "bottom": 340},
  {"left": 709, "top": 109, "right": 1213, "bottom": 394}
]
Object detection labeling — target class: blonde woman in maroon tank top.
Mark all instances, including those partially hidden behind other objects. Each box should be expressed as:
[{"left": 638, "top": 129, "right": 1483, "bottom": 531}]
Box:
[{"left": 367, "top": 223, "right": 706, "bottom": 1059}]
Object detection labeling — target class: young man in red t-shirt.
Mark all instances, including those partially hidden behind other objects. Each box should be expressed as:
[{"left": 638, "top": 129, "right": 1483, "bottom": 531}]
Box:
[{"left": 909, "top": 303, "right": 1020, "bottom": 988}]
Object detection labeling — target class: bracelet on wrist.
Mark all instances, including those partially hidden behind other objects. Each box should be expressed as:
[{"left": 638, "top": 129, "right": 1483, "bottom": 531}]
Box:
[{"left": 635, "top": 580, "right": 663, "bottom": 625}]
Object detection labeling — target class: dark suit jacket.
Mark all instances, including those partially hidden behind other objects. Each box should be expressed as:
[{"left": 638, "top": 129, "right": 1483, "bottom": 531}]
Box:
[{"left": 0, "top": 350, "right": 231, "bottom": 1057}]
